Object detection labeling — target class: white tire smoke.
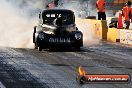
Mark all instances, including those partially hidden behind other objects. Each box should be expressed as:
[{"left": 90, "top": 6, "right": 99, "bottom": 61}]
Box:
[
  {"left": 0, "top": 0, "right": 99, "bottom": 48},
  {"left": 0, "top": 1, "right": 33, "bottom": 48}
]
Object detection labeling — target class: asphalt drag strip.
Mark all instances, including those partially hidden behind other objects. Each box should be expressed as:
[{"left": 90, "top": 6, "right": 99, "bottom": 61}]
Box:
[{"left": 0, "top": 41, "right": 132, "bottom": 88}]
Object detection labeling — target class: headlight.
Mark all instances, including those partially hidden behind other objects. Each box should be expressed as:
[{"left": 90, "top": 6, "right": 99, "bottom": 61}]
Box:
[
  {"left": 38, "top": 33, "right": 44, "bottom": 39},
  {"left": 75, "top": 33, "right": 82, "bottom": 40}
]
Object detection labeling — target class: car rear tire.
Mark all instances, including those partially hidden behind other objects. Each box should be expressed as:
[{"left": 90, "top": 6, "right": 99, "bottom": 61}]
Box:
[
  {"left": 33, "top": 26, "right": 37, "bottom": 43},
  {"left": 34, "top": 43, "right": 38, "bottom": 49}
]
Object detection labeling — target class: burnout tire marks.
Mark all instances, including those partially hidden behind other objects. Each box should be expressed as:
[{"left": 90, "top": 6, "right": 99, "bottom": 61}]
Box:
[{"left": 0, "top": 52, "right": 49, "bottom": 88}]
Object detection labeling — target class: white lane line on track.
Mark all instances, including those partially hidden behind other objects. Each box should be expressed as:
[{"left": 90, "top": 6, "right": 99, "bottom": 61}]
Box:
[{"left": 0, "top": 82, "right": 6, "bottom": 88}]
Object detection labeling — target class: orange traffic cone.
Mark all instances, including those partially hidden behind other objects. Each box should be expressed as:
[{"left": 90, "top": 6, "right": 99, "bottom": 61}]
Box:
[
  {"left": 117, "top": 13, "right": 123, "bottom": 29},
  {"left": 131, "top": 8, "right": 132, "bottom": 22}
]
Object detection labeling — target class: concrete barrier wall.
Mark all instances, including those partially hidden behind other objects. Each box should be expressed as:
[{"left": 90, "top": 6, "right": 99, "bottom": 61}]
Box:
[
  {"left": 107, "top": 28, "right": 120, "bottom": 42},
  {"left": 76, "top": 18, "right": 132, "bottom": 45},
  {"left": 120, "top": 30, "right": 132, "bottom": 45},
  {"left": 92, "top": 20, "right": 108, "bottom": 40},
  {"left": 76, "top": 18, "right": 108, "bottom": 40}
]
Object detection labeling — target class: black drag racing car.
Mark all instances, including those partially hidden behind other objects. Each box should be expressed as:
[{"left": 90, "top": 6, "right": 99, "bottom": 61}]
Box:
[{"left": 33, "top": 9, "right": 83, "bottom": 51}]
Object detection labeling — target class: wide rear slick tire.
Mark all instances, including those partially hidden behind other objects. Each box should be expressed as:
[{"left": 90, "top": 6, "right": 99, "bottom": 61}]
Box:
[
  {"left": 34, "top": 43, "right": 38, "bottom": 49},
  {"left": 33, "top": 26, "right": 37, "bottom": 43}
]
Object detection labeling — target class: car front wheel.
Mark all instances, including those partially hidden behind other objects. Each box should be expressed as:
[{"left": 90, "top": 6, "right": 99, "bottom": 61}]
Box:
[{"left": 75, "top": 47, "right": 80, "bottom": 51}]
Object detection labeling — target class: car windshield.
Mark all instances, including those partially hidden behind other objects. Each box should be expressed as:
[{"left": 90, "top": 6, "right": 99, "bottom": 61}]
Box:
[{"left": 42, "top": 10, "right": 75, "bottom": 25}]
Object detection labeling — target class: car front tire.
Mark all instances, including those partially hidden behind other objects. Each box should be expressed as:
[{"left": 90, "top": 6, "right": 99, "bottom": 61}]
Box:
[{"left": 75, "top": 47, "right": 80, "bottom": 51}]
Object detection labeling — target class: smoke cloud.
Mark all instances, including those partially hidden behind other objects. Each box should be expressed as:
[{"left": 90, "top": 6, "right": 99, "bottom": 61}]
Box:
[
  {"left": 0, "top": 0, "right": 47, "bottom": 48},
  {"left": 76, "top": 19, "right": 100, "bottom": 47},
  {"left": 0, "top": 0, "right": 100, "bottom": 48},
  {"left": 57, "top": 0, "right": 97, "bottom": 17},
  {"left": 57, "top": 0, "right": 100, "bottom": 46}
]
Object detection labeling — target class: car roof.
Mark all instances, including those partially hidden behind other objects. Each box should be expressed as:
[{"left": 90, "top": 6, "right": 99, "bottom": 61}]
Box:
[{"left": 42, "top": 9, "right": 74, "bottom": 14}]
